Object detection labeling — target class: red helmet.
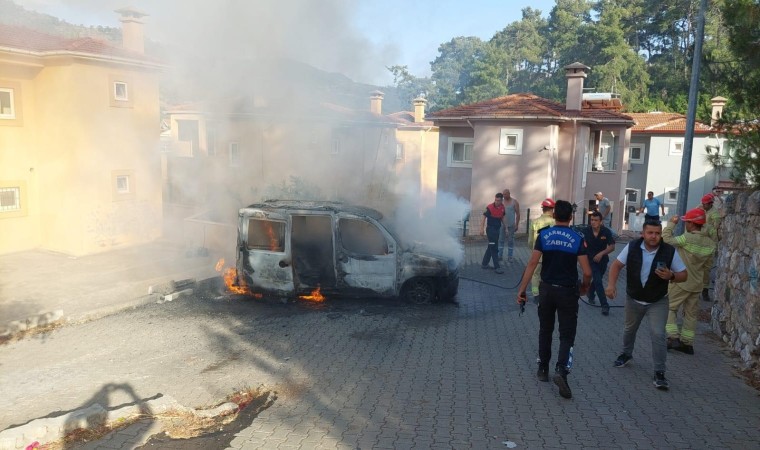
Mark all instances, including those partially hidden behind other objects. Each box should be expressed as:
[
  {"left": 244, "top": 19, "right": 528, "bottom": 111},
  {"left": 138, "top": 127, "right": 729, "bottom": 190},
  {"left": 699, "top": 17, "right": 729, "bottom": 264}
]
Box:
[
  {"left": 541, "top": 198, "right": 555, "bottom": 208},
  {"left": 681, "top": 208, "right": 707, "bottom": 225},
  {"left": 701, "top": 193, "right": 715, "bottom": 204}
]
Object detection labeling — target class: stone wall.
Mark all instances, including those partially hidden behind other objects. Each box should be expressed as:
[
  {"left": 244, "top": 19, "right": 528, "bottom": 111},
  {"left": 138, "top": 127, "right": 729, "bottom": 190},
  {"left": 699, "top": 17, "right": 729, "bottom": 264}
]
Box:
[{"left": 711, "top": 190, "right": 760, "bottom": 377}]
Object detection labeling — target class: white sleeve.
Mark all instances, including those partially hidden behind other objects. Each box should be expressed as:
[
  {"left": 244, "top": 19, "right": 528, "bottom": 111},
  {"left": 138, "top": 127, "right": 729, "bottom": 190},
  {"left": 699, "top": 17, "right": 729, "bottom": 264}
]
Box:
[
  {"left": 616, "top": 244, "right": 629, "bottom": 264},
  {"left": 671, "top": 250, "right": 687, "bottom": 273}
]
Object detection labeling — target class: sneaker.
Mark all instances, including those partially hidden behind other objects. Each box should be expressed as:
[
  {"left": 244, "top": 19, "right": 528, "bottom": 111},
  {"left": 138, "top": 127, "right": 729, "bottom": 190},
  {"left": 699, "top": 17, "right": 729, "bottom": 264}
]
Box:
[
  {"left": 494, "top": 268, "right": 504, "bottom": 274},
  {"left": 653, "top": 371, "right": 669, "bottom": 390},
  {"left": 601, "top": 305, "right": 610, "bottom": 316},
  {"left": 675, "top": 343, "right": 694, "bottom": 355},
  {"left": 553, "top": 371, "right": 572, "bottom": 399},
  {"left": 536, "top": 367, "right": 549, "bottom": 382},
  {"left": 614, "top": 353, "right": 632, "bottom": 368}
]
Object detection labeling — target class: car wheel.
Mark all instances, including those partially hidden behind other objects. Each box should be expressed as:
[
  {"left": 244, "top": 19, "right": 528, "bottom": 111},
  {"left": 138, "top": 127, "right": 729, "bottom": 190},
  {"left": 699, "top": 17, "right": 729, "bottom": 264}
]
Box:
[{"left": 402, "top": 278, "right": 435, "bottom": 304}]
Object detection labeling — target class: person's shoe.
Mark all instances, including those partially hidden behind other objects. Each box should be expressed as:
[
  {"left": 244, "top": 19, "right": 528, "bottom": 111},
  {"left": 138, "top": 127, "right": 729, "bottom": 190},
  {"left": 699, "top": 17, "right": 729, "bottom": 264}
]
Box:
[
  {"left": 653, "top": 371, "right": 669, "bottom": 390},
  {"left": 614, "top": 353, "right": 633, "bottom": 368},
  {"left": 701, "top": 288, "right": 711, "bottom": 302},
  {"left": 675, "top": 342, "right": 695, "bottom": 355},
  {"left": 553, "top": 370, "right": 572, "bottom": 399},
  {"left": 587, "top": 296, "right": 597, "bottom": 305},
  {"left": 481, "top": 265, "right": 491, "bottom": 270},
  {"left": 667, "top": 337, "right": 681, "bottom": 350},
  {"left": 536, "top": 367, "right": 549, "bottom": 382},
  {"left": 494, "top": 268, "right": 504, "bottom": 274},
  {"left": 601, "top": 305, "right": 610, "bottom": 316}
]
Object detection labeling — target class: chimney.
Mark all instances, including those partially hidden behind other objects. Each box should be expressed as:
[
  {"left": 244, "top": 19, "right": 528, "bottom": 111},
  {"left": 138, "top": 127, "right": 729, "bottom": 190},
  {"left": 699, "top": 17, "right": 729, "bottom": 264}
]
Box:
[
  {"left": 564, "top": 62, "right": 590, "bottom": 111},
  {"left": 115, "top": 6, "right": 148, "bottom": 54},
  {"left": 413, "top": 97, "right": 427, "bottom": 123},
  {"left": 711, "top": 96, "right": 727, "bottom": 127},
  {"left": 370, "top": 90, "right": 384, "bottom": 115}
]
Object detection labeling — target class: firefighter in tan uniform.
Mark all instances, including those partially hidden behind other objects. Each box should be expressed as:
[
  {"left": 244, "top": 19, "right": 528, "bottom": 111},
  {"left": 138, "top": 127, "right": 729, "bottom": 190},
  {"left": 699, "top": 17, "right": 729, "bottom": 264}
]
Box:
[
  {"left": 528, "top": 198, "right": 556, "bottom": 296},
  {"left": 699, "top": 193, "right": 721, "bottom": 302},
  {"left": 663, "top": 208, "right": 716, "bottom": 354}
]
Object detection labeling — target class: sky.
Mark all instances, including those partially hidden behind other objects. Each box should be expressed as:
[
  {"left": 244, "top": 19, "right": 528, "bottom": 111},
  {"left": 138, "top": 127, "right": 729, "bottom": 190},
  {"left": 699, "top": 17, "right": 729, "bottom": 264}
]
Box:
[{"left": 17, "top": 0, "right": 558, "bottom": 84}]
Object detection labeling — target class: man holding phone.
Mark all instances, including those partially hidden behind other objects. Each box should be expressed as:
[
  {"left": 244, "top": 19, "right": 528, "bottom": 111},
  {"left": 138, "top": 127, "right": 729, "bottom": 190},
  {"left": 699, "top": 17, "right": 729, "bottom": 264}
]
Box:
[{"left": 604, "top": 220, "right": 687, "bottom": 390}]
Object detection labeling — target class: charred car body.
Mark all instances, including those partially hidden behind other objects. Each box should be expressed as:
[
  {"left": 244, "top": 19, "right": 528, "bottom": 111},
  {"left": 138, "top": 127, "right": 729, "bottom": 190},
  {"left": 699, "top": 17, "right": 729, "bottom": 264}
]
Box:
[{"left": 235, "top": 200, "right": 459, "bottom": 303}]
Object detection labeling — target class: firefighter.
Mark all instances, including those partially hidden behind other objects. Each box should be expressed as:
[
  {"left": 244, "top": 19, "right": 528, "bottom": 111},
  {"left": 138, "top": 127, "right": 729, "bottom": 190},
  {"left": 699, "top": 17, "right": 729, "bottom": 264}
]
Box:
[
  {"left": 528, "top": 198, "right": 555, "bottom": 297},
  {"left": 663, "top": 208, "right": 715, "bottom": 354},
  {"left": 699, "top": 193, "right": 720, "bottom": 301}
]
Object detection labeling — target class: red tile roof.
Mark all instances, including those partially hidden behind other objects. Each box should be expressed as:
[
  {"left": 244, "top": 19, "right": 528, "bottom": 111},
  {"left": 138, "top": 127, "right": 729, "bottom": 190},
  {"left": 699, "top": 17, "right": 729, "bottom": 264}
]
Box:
[
  {"left": 427, "top": 93, "right": 633, "bottom": 123},
  {"left": 0, "top": 23, "right": 159, "bottom": 64},
  {"left": 628, "top": 112, "right": 715, "bottom": 134}
]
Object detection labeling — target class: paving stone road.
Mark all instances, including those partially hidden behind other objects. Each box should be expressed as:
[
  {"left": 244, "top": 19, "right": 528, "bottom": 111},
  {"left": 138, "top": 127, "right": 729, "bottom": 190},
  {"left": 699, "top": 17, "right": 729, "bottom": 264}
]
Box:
[{"left": 1, "top": 236, "right": 758, "bottom": 449}]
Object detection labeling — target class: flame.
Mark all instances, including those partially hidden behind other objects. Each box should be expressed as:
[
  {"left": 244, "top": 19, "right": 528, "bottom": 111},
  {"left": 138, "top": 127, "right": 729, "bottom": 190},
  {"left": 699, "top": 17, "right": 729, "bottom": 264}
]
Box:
[
  {"left": 299, "top": 286, "right": 325, "bottom": 302},
  {"left": 265, "top": 223, "right": 278, "bottom": 251},
  {"left": 215, "top": 258, "right": 261, "bottom": 297}
]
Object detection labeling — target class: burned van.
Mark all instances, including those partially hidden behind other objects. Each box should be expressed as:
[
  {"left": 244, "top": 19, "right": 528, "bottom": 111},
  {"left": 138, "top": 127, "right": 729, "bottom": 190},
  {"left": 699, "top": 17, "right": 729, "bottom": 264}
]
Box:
[{"left": 235, "top": 200, "right": 459, "bottom": 303}]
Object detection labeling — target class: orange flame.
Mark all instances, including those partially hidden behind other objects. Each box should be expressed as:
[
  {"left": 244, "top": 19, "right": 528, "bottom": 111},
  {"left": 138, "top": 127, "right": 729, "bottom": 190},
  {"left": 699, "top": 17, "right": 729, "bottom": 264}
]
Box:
[
  {"left": 265, "top": 223, "right": 278, "bottom": 251},
  {"left": 299, "top": 286, "right": 325, "bottom": 302},
  {"left": 215, "top": 258, "right": 261, "bottom": 297}
]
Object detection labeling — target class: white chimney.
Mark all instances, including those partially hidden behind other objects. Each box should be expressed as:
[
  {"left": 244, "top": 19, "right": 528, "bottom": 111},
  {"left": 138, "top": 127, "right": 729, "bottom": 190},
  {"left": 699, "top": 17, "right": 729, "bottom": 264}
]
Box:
[
  {"left": 115, "top": 6, "right": 148, "bottom": 54},
  {"left": 370, "top": 90, "right": 384, "bottom": 115},
  {"left": 711, "top": 96, "right": 727, "bottom": 127},
  {"left": 564, "top": 62, "right": 590, "bottom": 111},
  {"left": 413, "top": 97, "right": 427, "bottom": 123}
]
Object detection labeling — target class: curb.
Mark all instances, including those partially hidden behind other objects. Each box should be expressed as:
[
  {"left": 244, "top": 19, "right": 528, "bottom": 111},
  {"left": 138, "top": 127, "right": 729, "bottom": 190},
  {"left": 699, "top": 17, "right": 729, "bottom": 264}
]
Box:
[
  {"left": 1, "top": 276, "right": 211, "bottom": 340},
  {"left": 0, "top": 395, "right": 238, "bottom": 450}
]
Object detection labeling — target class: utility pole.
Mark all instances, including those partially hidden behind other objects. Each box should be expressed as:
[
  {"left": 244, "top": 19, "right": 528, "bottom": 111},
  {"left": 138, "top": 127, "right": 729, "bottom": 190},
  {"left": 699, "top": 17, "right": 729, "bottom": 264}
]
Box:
[{"left": 675, "top": 0, "right": 708, "bottom": 235}]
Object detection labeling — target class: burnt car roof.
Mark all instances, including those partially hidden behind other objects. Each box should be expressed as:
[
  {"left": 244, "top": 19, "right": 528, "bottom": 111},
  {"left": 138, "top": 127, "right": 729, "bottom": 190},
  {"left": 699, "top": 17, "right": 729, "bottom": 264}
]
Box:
[{"left": 242, "top": 200, "right": 384, "bottom": 221}]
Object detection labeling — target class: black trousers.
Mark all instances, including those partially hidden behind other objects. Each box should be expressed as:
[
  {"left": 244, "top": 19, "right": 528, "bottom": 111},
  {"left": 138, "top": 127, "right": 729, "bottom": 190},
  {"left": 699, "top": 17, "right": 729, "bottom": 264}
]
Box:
[
  {"left": 537, "top": 282, "right": 579, "bottom": 372},
  {"left": 481, "top": 226, "right": 501, "bottom": 269}
]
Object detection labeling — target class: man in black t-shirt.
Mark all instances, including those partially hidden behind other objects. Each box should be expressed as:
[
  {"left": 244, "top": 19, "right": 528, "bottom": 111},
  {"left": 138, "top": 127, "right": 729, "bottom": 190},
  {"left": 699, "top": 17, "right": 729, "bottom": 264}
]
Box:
[
  {"left": 517, "top": 200, "right": 592, "bottom": 399},
  {"left": 581, "top": 211, "right": 616, "bottom": 315}
]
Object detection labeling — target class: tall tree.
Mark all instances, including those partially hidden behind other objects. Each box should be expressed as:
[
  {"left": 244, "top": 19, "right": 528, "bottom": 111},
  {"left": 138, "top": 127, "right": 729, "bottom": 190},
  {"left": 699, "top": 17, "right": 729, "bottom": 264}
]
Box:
[
  {"left": 429, "top": 36, "right": 487, "bottom": 110},
  {"left": 489, "top": 8, "right": 549, "bottom": 96},
  {"left": 386, "top": 65, "right": 435, "bottom": 110}
]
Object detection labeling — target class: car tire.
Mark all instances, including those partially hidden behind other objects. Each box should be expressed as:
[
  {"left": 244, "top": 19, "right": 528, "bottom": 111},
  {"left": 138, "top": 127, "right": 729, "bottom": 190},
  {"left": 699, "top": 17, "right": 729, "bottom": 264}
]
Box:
[{"left": 401, "top": 278, "right": 435, "bottom": 305}]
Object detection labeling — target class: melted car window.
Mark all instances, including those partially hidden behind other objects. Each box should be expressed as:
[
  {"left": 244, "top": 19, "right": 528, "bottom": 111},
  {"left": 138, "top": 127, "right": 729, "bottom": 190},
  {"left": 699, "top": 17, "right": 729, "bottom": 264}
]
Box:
[
  {"left": 338, "top": 218, "right": 388, "bottom": 255},
  {"left": 247, "top": 219, "right": 285, "bottom": 252}
]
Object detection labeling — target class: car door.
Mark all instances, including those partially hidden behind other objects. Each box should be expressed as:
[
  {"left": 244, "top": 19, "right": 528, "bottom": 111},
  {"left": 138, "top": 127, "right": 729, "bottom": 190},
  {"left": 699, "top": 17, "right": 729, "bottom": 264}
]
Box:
[
  {"left": 335, "top": 214, "right": 397, "bottom": 296},
  {"left": 239, "top": 210, "right": 294, "bottom": 294}
]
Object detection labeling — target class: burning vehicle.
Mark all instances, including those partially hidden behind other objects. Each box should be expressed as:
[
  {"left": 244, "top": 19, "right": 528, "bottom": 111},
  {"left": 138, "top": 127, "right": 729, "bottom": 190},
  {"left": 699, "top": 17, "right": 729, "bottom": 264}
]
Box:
[{"left": 234, "top": 200, "right": 459, "bottom": 303}]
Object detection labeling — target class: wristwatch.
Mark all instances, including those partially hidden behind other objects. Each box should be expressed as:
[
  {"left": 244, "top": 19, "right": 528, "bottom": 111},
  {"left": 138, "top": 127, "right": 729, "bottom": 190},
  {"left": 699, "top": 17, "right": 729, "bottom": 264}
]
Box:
[{"left": 669, "top": 272, "right": 676, "bottom": 281}]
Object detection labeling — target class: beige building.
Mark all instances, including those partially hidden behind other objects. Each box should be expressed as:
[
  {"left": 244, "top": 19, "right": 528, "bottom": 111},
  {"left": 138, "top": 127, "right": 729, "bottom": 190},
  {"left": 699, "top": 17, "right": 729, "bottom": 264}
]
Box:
[
  {"left": 429, "top": 63, "right": 635, "bottom": 232},
  {"left": 0, "top": 9, "right": 163, "bottom": 256}
]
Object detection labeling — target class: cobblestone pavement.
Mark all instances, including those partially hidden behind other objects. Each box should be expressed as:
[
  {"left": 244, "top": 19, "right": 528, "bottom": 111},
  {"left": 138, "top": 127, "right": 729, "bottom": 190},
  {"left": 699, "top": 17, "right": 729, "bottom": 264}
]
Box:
[{"left": 2, "top": 235, "right": 758, "bottom": 449}]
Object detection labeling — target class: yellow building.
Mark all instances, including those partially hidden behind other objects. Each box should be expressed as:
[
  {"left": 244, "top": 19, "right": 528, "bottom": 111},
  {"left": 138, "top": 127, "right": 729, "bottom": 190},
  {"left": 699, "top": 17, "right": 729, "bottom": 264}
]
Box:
[{"left": 0, "top": 8, "right": 164, "bottom": 256}]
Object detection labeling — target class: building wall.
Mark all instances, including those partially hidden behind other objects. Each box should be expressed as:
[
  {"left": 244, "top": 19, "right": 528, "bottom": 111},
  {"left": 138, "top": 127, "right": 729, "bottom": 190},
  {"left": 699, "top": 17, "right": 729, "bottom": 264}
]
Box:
[
  {"left": 436, "top": 126, "right": 473, "bottom": 203},
  {"left": 395, "top": 127, "right": 439, "bottom": 206},
  {"left": 0, "top": 56, "right": 162, "bottom": 256}
]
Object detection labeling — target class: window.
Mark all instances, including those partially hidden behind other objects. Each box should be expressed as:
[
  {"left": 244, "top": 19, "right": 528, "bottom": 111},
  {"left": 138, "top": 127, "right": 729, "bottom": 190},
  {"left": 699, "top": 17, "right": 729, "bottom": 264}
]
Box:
[
  {"left": 665, "top": 188, "right": 678, "bottom": 204},
  {"left": 206, "top": 125, "right": 217, "bottom": 156},
  {"left": 116, "top": 175, "right": 130, "bottom": 194},
  {"left": 626, "top": 189, "right": 639, "bottom": 204},
  {"left": 629, "top": 144, "right": 645, "bottom": 164},
  {"left": 229, "top": 142, "right": 240, "bottom": 166},
  {"left": 0, "top": 186, "right": 20, "bottom": 211},
  {"left": 247, "top": 219, "right": 285, "bottom": 252},
  {"left": 669, "top": 138, "right": 684, "bottom": 156},
  {"left": 338, "top": 218, "right": 388, "bottom": 255},
  {"left": 0, "top": 88, "right": 15, "bottom": 119},
  {"left": 448, "top": 138, "right": 473, "bottom": 167},
  {"left": 498, "top": 128, "right": 523, "bottom": 155},
  {"left": 113, "top": 82, "right": 128, "bottom": 101},
  {"left": 395, "top": 143, "right": 404, "bottom": 161}
]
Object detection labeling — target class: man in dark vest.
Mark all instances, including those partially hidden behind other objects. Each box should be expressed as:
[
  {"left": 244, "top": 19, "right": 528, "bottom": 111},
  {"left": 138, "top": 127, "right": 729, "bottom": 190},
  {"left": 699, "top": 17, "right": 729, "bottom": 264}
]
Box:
[
  {"left": 481, "top": 192, "right": 507, "bottom": 274},
  {"left": 517, "top": 200, "right": 592, "bottom": 400},
  {"left": 604, "top": 220, "right": 687, "bottom": 390}
]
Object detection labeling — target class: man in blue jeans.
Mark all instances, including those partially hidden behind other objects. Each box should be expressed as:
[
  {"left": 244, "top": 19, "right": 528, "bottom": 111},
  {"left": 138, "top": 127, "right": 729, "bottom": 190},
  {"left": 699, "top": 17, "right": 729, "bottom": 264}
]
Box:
[
  {"left": 605, "top": 220, "right": 687, "bottom": 390},
  {"left": 581, "top": 211, "right": 616, "bottom": 315}
]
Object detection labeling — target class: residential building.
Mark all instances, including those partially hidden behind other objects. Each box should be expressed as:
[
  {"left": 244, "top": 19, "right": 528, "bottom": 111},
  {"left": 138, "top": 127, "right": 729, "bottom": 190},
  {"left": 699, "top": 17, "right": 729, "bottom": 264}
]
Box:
[
  {"left": 625, "top": 97, "right": 729, "bottom": 222},
  {"left": 428, "top": 63, "right": 635, "bottom": 233},
  {"left": 0, "top": 8, "right": 163, "bottom": 256}
]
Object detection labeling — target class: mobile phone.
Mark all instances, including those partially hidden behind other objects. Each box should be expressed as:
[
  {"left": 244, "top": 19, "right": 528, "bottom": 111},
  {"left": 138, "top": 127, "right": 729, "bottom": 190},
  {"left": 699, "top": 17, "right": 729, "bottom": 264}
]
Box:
[{"left": 656, "top": 261, "right": 666, "bottom": 270}]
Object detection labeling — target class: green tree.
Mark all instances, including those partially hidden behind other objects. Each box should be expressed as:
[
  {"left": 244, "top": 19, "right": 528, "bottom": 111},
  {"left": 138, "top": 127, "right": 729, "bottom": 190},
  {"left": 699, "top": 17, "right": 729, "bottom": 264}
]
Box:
[
  {"left": 490, "top": 8, "right": 549, "bottom": 96},
  {"left": 429, "top": 36, "right": 488, "bottom": 110},
  {"left": 386, "top": 65, "right": 435, "bottom": 110}
]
